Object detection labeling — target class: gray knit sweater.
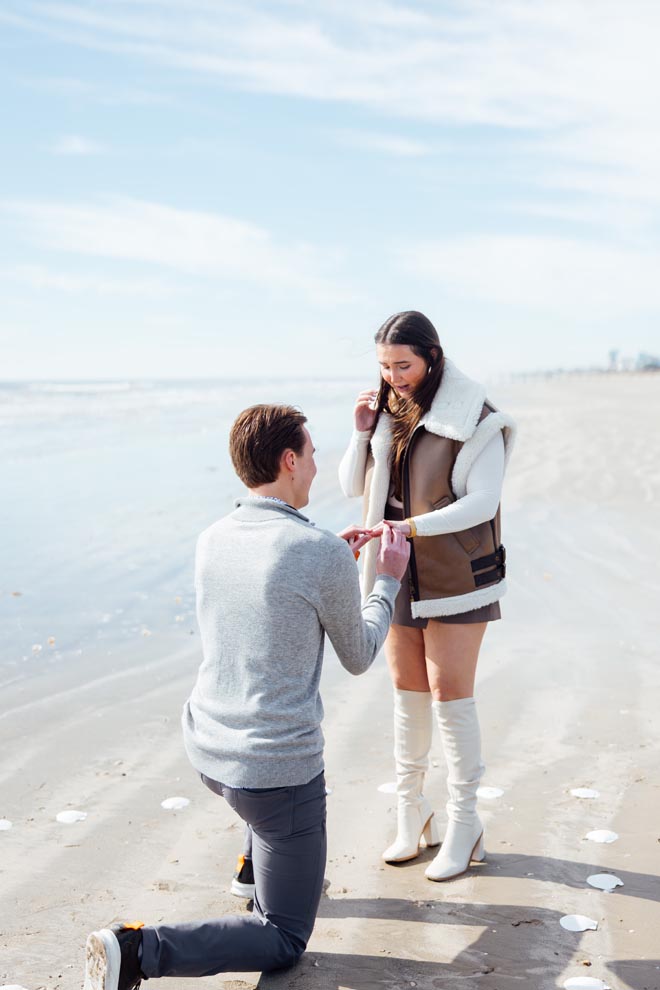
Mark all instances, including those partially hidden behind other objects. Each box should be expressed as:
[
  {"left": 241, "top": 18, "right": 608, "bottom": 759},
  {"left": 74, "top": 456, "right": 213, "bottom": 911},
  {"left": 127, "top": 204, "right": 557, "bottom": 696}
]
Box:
[{"left": 182, "top": 496, "right": 399, "bottom": 788}]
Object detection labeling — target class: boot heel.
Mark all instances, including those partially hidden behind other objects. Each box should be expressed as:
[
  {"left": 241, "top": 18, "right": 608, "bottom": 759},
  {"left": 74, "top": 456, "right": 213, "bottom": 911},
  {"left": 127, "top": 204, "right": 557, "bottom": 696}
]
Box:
[
  {"left": 471, "top": 832, "right": 485, "bottom": 862},
  {"left": 423, "top": 813, "right": 440, "bottom": 848}
]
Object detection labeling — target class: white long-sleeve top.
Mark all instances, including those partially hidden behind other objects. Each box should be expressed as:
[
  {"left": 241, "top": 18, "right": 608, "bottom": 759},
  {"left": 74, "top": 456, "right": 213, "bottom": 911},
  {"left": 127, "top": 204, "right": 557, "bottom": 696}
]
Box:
[{"left": 338, "top": 427, "right": 505, "bottom": 537}]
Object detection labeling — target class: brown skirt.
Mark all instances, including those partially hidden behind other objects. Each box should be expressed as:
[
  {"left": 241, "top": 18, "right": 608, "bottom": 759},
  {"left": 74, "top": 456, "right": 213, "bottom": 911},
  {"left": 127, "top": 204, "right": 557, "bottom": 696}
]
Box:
[{"left": 386, "top": 504, "right": 501, "bottom": 628}]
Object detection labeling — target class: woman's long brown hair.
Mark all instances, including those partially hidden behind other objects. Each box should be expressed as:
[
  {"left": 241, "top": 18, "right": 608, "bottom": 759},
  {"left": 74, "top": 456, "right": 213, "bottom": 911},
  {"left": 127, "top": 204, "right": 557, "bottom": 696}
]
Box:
[{"left": 373, "top": 311, "right": 444, "bottom": 501}]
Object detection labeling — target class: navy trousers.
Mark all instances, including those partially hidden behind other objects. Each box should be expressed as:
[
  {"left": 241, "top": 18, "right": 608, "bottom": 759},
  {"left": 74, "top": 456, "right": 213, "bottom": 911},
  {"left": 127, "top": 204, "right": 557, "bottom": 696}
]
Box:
[{"left": 140, "top": 771, "right": 327, "bottom": 977}]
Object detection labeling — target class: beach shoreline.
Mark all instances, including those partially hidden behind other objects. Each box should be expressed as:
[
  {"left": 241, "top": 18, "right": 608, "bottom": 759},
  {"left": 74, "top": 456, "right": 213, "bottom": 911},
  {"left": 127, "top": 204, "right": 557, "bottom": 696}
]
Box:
[{"left": 2, "top": 373, "right": 660, "bottom": 989}]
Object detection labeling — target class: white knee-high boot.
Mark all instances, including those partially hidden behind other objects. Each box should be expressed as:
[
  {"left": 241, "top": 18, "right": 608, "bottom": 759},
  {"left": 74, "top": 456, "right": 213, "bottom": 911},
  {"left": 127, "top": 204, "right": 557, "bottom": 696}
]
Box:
[
  {"left": 425, "top": 696, "right": 485, "bottom": 882},
  {"left": 382, "top": 689, "right": 440, "bottom": 863}
]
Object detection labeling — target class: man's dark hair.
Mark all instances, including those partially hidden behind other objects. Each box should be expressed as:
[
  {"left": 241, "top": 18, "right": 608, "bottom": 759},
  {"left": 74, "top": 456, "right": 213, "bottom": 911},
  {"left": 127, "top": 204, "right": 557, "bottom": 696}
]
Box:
[{"left": 229, "top": 404, "right": 308, "bottom": 488}]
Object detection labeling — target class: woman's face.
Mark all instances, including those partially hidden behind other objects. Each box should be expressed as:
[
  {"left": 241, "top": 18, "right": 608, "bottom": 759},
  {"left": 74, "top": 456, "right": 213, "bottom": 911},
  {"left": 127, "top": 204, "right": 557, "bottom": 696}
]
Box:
[{"left": 376, "top": 343, "right": 428, "bottom": 398}]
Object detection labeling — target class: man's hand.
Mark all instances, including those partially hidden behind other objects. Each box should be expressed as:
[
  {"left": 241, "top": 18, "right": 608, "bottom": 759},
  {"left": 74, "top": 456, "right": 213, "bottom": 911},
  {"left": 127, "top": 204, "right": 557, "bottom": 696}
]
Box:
[
  {"left": 337, "top": 524, "right": 377, "bottom": 557},
  {"left": 375, "top": 522, "right": 410, "bottom": 581}
]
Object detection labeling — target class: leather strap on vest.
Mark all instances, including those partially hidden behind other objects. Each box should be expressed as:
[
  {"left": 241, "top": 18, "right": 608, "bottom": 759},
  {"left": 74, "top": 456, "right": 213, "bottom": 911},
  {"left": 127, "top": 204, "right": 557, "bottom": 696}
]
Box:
[{"left": 470, "top": 545, "right": 506, "bottom": 588}]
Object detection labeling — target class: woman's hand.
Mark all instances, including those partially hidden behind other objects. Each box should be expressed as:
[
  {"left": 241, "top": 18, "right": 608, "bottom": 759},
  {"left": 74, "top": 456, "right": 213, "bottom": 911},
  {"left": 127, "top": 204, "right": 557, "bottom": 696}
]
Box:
[
  {"left": 337, "top": 524, "right": 378, "bottom": 557},
  {"left": 354, "top": 389, "right": 379, "bottom": 432},
  {"left": 369, "top": 518, "right": 412, "bottom": 538}
]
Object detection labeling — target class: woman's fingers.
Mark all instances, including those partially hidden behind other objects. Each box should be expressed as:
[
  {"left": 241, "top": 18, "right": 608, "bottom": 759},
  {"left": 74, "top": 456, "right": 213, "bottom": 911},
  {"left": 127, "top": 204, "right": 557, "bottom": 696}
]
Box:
[
  {"left": 370, "top": 519, "right": 411, "bottom": 537},
  {"left": 354, "top": 389, "right": 379, "bottom": 430},
  {"left": 351, "top": 532, "right": 373, "bottom": 553},
  {"left": 337, "top": 524, "right": 379, "bottom": 553}
]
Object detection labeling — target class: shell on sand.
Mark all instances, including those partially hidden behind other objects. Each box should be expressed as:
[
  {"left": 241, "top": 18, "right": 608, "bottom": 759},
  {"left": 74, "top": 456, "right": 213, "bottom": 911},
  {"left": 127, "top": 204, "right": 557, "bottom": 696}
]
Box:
[
  {"left": 161, "top": 796, "right": 190, "bottom": 810},
  {"left": 477, "top": 785, "right": 504, "bottom": 799},
  {"left": 56, "top": 810, "right": 87, "bottom": 824},
  {"left": 560, "top": 914, "right": 598, "bottom": 932},
  {"left": 377, "top": 781, "right": 397, "bottom": 794},
  {"left": 585, "top": 829, "right": 618, "bottom": 843},
  {"left": 587, "top": 873, "right": 623, "bottom": 892},
  {"left": 563, "top": 978, "right": 611, "bottom": 990}
]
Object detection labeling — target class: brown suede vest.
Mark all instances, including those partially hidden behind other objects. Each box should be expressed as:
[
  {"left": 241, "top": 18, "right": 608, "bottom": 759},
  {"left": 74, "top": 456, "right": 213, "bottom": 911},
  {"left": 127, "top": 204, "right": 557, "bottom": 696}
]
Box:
[{"left": 400, "top": 403, "right": 505, "bottom": 605}]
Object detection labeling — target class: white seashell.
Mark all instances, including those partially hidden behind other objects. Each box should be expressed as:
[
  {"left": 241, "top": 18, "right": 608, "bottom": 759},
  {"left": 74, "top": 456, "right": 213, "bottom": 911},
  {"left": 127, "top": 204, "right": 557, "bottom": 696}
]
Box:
[
  {"left": 587, "top": 873, "right": 623, "bottom": 892},
  {"left": 56, "top": 810, "right": 87, "bottom": 824},
  {"left": 571, "top": 787, "right": 600, "bottom": 799},
  {"left": 585, "top": 829, "right": 618, "bottom": 843},
  {"left": 563, "top": 978, "right": 610, "bottom": 989},
  {"left": 377, "top": 781, "right": 397, "bottom": 794},
  {"left": 560, "top": 914, "right": 598, "bottom": 932},
  {"left": 0, "top": 819, "right": 13, "bottom": 831},
  {"left": 161, "top": 796, "right": 190, "bottom": 810},
  {"left": 325, "top": 786, "right": 333, "bottom": 795},
  {"left": 32, "top": 644, "right": 42, "bottom": 653},
  {"left": 477, "top": 785, "right": 504, "bottom": 799}
]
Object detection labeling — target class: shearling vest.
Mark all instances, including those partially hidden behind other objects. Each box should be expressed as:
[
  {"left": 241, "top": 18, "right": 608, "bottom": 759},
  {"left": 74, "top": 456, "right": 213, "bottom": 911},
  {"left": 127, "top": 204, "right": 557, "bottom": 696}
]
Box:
[{"left": 359, "top": 359, "right": 516, "bottom": 618}]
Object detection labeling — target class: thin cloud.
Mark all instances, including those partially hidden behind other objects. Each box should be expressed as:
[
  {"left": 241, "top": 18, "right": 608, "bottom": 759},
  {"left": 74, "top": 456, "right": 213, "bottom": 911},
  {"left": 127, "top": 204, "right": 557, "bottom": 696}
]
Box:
[
  {"left": 2, "top": 1, "right": 652, "bottom": 123},
  {"left": 18, "top": 73, "right": 175, "bottom": 107},
  {"left": 51, "top": 135, "right": 105, "bottom": 155},
  {"left": 398, "top": 234, "right": 660, "bottom": 314},
  {"left": 2, "top": 264, "right": 173, "bottom": 297},
  {"left": 332, "top": 129, "right": 430, "bottom": 157},
  {"left": 4, "top": 0, "right": 660, "bottom": 212},
  {"left": 2, "top": 197, "right": 357, "bottom": 304}
]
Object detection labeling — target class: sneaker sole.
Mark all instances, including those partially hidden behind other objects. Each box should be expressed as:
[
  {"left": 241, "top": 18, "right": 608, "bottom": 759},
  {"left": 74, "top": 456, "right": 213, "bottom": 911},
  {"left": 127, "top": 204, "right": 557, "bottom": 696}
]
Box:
[
  {"left": 230, "top": 879, "right": 256, "bottom": 899},
  {"left": 84, "top": 929, "right": 121, "bottom": 990}
]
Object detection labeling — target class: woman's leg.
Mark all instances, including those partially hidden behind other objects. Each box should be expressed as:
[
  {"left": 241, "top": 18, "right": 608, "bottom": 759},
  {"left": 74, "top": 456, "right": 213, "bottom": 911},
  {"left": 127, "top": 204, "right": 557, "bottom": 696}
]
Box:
[
  {"left": 382, "top": 625, "right": 439, "bottom": 862},
  {"left": 422, "top": 621, "right": 486, "bottom": 701},
  {"left": 423, "top": 622, "right": 488, "bottom": 881},
  {"left": 384, "top": 622, "right": 429, "bottom": 690}
]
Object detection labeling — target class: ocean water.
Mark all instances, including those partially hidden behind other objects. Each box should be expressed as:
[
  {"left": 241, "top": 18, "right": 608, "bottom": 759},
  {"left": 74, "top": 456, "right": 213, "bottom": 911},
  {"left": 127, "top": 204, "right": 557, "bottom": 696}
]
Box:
[{"left": 0, "top": 379, "right": 366, "bottom": 683}]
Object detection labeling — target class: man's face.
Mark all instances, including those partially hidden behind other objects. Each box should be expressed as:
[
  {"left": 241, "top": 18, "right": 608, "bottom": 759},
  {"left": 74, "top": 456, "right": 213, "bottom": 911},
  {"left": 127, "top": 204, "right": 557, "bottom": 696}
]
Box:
[{"left": 292, "top": 427, "right": 317, "bottom": 508}]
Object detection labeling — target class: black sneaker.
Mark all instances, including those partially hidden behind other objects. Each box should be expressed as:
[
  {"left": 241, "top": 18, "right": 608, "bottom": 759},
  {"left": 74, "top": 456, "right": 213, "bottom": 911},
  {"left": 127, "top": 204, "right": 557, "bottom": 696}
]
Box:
[
  {"left": 83, "top": 921, "right": 145, "bottom": 990},
  {"left": 230, "top": 854, "right": 255, "bottom": 898}
]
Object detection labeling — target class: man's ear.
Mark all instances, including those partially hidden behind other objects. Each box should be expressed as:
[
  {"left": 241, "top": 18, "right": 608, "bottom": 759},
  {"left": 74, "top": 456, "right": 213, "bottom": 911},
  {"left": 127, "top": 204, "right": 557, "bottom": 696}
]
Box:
[{"left": 281, "top": 448, "right": 296, "bottom": 473}]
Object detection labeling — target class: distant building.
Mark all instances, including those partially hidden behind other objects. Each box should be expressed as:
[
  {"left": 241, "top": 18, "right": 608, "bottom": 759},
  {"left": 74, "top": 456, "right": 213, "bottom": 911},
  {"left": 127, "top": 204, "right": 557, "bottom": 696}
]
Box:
[
  {"left": 636, "top": 353, "right": 660, "bottom": 371},
  {"left": 607, "top": 351, "right": 660, "bottom": 371}
]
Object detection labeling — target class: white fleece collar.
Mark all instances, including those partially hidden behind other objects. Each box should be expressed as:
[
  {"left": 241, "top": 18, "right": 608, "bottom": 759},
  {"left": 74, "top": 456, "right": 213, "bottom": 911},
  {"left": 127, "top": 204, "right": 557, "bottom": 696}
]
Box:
[{"left": 418, "top": 358, "right": 487, "bottom": 441}]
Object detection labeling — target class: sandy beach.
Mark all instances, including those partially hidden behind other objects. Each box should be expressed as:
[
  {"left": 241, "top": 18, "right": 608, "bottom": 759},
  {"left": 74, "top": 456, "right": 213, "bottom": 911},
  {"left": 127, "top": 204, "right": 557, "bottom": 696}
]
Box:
[{"left": 1, "top": 372, "right": 659, "bottom": 990}]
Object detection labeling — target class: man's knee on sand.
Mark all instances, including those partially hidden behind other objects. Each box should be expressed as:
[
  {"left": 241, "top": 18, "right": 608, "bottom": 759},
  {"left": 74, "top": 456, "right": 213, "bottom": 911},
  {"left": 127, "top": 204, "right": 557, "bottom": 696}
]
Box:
[{"left": 265, "top": 929, "right": 307, "bottom": 972}]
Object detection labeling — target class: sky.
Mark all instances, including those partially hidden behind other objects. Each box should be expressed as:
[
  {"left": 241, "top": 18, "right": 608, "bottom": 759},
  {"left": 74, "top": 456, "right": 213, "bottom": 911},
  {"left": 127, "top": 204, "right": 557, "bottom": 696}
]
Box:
[{"left": 2, "top": 0, "right": 660, "bottom": 381}]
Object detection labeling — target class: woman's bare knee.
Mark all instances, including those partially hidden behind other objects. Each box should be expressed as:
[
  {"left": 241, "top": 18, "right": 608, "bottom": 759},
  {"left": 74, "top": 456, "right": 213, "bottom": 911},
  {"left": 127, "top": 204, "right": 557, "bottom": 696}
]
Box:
[
  {"left": 429, "top": 683, "right": 473, "bottom": 703},
  {"left": 423, "top": 622, "right": 486, "bottom": 702}
]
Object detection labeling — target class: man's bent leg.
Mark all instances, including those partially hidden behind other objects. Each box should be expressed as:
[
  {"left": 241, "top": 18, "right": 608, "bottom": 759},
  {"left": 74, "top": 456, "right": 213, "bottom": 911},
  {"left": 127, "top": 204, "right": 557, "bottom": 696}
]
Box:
[
  {"left": 250, "top": 771, "right": 326, "bottom": 956},
  {"left": 140, "top": 772, "right": 327, "bottom": 976}
]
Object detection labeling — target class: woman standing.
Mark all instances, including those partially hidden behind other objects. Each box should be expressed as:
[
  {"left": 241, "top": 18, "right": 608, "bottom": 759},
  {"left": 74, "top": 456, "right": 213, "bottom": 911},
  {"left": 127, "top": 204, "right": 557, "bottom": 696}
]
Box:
[{"left": 339, "top": 311, "right": 515, "bottom": 882}]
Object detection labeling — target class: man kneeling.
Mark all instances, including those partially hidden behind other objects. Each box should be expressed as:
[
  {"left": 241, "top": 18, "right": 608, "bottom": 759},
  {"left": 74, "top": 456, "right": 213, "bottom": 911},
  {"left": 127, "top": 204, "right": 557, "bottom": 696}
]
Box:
[{"left": 83, "top": 403, "right": 408, "bottom": 988}]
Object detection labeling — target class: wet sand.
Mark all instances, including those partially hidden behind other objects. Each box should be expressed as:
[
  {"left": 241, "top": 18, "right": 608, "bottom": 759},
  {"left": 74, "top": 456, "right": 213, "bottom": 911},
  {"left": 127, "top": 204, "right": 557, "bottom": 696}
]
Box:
[{"left": 1, "top": 373, "right": 659, "bottom": 990}]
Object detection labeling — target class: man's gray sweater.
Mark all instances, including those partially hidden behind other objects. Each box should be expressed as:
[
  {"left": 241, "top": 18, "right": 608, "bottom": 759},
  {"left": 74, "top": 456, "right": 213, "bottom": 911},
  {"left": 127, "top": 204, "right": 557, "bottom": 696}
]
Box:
[{"left": 182, "top": 496, "right": 399, "bottom": 788}]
